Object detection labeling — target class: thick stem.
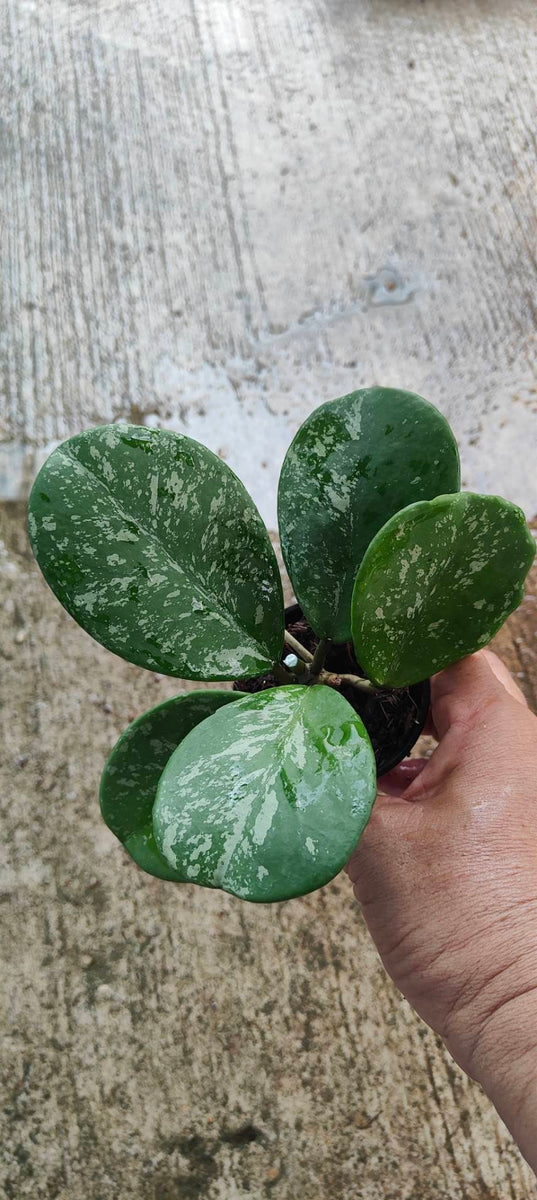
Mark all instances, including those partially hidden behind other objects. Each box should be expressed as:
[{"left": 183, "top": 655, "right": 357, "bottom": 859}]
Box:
[
  {"left": 284, "top": 630, "right": 314, "bottom": 664},
  {"left": 310, "top": 637, "right": 329, "bottom": 677},
  {"left": 273, "top": 662, "right": 295, "bottom": 685},
  {"left": 284, "top": 656, "right": 308, "bottom": 677},
  {"left": 319, "top": 669, "right": 380, "bottom": 695},
  {"left": 282, "top": 630, "right": 380, "bottom": 694}
]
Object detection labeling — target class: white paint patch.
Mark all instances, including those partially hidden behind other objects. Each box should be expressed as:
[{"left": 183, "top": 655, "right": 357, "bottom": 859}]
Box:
[
  {"left": 399, "top": 560, "right": 410, "bottom": 583},
  {"left": 76, "top": 590, "right": 98, "bottom": 614},
  {"left": 149, "top": 472, "right": 159, "bottom": 515},
  {"left": 251, "top": 788, "right": 279, "bottom": 846},
  {"left": 286, "top": 718, "right": 307, "bottom": 769},
  {"left": 104, "top": 427, "right": 121, "bottom": 450},
  {"left": 160, "top": 819, "right": 179, "bottom": 869},
  {"left": 325, "top": 485, "right": 350, "bottom": 514}
]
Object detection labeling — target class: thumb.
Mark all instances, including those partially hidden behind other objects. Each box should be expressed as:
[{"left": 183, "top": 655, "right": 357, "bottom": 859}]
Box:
[
  {"left": 348, "top": 650, "right": 527, "bottom": 887},
  {"left": 480, "top": 649, "right": 527, "bottom": 706},
  {"left": 431, "top": 649, "right": 525, "bottom": 740},
  {"left": 403, "top": 650, "right": 525, "bottom": 803}
]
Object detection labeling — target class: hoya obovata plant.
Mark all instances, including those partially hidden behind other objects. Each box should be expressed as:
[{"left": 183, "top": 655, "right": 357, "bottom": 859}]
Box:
[{"left": 28, "top": 388, "right": 535, "bottom": 902}]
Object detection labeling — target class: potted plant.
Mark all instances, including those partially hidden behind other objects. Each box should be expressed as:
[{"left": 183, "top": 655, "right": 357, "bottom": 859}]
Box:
[{"left": 28, "top": 388, "right": 535, "bottom": 902}]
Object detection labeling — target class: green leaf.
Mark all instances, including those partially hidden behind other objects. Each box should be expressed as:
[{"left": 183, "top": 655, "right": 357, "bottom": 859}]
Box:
[
  {"left": 28, "top": 424, "right": 284, "bottom": 680},
  {"left": 278, "top": 388, "right": 460, "bottom": 642},
  {"left": 100, "top": 690, "right": 242, "bottom": 880},
  {"left": 352, "top": 492, "right": 536, "bottom": 688},
  {"left": 152, "top": 685, "right": 377, "bottom": 903}
]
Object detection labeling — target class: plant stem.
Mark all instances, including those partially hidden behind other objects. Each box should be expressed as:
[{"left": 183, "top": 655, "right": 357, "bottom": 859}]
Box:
[
  {"left": 310, "top": 636, "right": 329, "bottom": 677},
  {"left": 287, "top": 656, "right": 308, "bottom": 677},
  {"left": 284, "top": 630, "right": 314, "bottom": 663},
  {"left": 320, "top": 669, "right": 379, "bottom": 695},
  {"left": 273, "top": 662, "right": 295, "bottom": 685},
  {"left": 282, "top": 630, "right": 380, "bottom": 694}
]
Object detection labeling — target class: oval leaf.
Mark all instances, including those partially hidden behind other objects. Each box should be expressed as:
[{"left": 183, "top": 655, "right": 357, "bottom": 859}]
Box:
[
  {"left": 278, "top": 388, "right": 460, "bottom": 641},
  {"left": 352, "top": 492, "right": 536, "bottom": 688},
  {"left": 152, "top": 685, "right": 377, "bottom": 902},
  {"left": 28, "top": 424, "right": 284, "bottom": 680},
  {"left": 100, "top": 690, "right": 241, "bottom": 880}
]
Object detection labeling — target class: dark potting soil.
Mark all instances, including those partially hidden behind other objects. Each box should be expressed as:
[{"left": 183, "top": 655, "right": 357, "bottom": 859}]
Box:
[{"left": 234, "top": 609, "right": 430, "bottom": 776}]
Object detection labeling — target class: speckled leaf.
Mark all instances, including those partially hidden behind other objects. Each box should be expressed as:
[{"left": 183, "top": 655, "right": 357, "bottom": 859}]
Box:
[
  {"left": 352, "top": 492, "right": 536, "bottom": 688},
  {"left": 278, "top": 388, "right": 460, "bottom": 642},
  {"left": 100, "top": 690, "right": 242, "bottom": 880},
  {"left": 28, "top": 424, "right": 284, "bottom": 680},
  {"left": 152, "top": 685, "right": 377, "bottom": 903}
]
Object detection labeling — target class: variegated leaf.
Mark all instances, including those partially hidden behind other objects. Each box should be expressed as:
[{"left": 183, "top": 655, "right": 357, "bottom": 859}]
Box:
[
  {"left": 28, "top": 424, "right": 284, "bottom": 680},
  {"left": 152, "top": 685, "right": 377, "bottom": 903},
  {"left": 100, "top": 690, "right": 242, "bottom": 880},
  {"left": 278, "top": 388, "right": 460, "bottom": 642},
  {"left": 352, "top": 492, "right": 536, "bottom": 688}
]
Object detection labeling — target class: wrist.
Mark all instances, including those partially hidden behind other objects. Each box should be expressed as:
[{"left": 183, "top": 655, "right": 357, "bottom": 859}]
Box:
[{"left": 447, "top": 982, "right": 537, "bottom": 1171}]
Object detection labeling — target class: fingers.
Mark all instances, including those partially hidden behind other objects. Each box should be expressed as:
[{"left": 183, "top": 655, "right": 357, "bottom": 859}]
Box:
[
  {"left": 398, "top": 651, "right": 528, "bottom": 804},
  {"left": 422, "top": 709, "right": 438, "bottom": 739},
  {"left": 481, "top": 650, "right": 527, "bottom": 706},
  {"left": 431, "top": 650, "right": 524, "bottom": 740},
  {"left": 377, "top": 759, "right": 428, "bottom": 797},
  {"left": 357, "top": 653, "right": 526, "bottom": 815},
  {"left": 375, "top": 652, "right": 519, "bottom": 804}
]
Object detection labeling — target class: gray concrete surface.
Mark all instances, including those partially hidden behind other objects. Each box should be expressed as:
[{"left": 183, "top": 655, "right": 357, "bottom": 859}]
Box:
[
  {"left": 2, "top": 0, "right": 537, "bottom": 1196},
  {"left": 2, "top": 0, "right": 537, "bottom": 526},
  {"left": 2, "top": 510, "right": 537, "bottom": 1198}
]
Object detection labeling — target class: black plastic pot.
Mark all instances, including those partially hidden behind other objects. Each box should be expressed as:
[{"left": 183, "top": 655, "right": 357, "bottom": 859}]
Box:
[
  {"left": 370, "top": 678, "right": 430, "bottom": 776},
  {"left": 235, "top": 603, "right": 430, "bottom": 778}
]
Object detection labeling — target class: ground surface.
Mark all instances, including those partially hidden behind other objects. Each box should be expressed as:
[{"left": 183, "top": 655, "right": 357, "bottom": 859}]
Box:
[
  {"left": 2, "top": 1, "right": 537, "bottom": 526},
  {"left": 1, "top": 508, "right": 537, "bottom": 1199},
  {"left": 2, "top": 0, "right": 537, "bottom": 1196}
]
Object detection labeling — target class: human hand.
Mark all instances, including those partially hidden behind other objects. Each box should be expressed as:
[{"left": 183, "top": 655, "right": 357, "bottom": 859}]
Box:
[{"left": 346, "top": 650, "right": 537, "bottom": 1171}]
